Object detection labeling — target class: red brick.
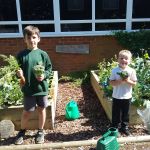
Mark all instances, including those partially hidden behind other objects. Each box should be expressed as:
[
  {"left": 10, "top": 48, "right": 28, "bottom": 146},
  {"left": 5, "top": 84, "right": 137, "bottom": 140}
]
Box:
[{"left": 0, "top": 36, "right": 124, "bottom": 75}]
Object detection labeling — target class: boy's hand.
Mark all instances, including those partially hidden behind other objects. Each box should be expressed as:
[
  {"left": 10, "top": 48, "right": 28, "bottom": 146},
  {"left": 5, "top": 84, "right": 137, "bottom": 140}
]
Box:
[
  {"left": 16, "top": 69, "right": 25, "bottom": 86},
  {"left": 36, "top": 74, "right": 45, "bottom": 81},
  {"left": 124, "top": 77, "right": 136, "bottom": 86},
  {"left": 16, "top": 68, "right": 24, "bottom": 77}
]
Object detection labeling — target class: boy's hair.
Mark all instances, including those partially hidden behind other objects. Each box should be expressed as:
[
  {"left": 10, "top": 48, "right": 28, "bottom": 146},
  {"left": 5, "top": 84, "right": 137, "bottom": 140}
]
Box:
[
  {"left": 119, "top": 50, "right": 132, "bottom": 59},
  {"left": 23, "top": 25, "right": 40, "bottom": 37}
]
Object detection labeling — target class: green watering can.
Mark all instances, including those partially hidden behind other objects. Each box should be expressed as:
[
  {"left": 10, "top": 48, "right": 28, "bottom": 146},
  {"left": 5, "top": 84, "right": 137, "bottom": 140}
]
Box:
[
  {"left": 65, "top": 100, "right": 80, "bottom": 120},
  {"left": 96, "top": 127, "right": 120, "bottom": 150}
]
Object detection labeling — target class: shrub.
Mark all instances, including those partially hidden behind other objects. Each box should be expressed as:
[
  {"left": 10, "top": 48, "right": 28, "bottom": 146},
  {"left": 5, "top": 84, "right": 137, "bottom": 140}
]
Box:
[
  {"left": 114, "top": 30, "right": 150, "bottom": 56},
  {"left": 0, "top": 55, "right": 23, "bottom": 107}
]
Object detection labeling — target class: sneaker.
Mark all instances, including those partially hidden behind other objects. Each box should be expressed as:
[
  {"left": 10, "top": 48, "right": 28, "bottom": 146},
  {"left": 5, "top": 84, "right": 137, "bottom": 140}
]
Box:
[
  {"left": 14, "top": 129, "right": 26, "bottom": 145},
  {"left": 35, "top": 129, "right": 44, "bottom": 144},
  {"left": 120, "top": 128, "right": 131, "bottom": 136}
]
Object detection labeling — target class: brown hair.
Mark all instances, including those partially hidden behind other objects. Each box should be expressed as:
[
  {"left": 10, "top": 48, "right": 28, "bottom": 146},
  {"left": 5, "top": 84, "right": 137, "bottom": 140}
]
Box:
[{"left": 23, "top": 25, "right": 40, "bottom": 37}]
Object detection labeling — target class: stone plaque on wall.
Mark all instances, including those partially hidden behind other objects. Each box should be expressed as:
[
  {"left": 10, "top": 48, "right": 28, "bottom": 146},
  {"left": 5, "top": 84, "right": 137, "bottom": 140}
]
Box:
[{"left": 56, "top": 44, "right": 89, "bottom": 54}]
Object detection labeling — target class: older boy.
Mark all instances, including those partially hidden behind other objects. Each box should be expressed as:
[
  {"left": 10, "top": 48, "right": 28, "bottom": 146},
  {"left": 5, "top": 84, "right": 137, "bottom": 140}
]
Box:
[{"left": 15, "top": 25, "right": 52, "bottom": 144}]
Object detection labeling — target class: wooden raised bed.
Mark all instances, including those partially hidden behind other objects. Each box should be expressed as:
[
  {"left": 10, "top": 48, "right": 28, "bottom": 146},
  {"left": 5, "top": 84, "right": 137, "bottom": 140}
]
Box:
[
  {"left": 90, "top": 70, "right": 142, "bottom": 125},
  {"left": 0, "top": 71, "right": 58, "bottom": 130}
]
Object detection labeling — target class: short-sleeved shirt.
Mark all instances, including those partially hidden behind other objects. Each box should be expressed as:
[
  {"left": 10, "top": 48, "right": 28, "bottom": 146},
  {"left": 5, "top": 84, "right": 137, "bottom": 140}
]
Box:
[{"left": 109, "top": 66, "right": 137, "bottom": 99}]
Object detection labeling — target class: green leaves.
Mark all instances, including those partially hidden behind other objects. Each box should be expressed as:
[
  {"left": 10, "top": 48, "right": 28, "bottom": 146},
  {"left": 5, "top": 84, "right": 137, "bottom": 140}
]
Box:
[
  {"left": 114, "top": 30, "right": 150, "bottom": 56},
  {"left": 98, "top": 56, "right": 118, "bottom": 98},
  {"left": 117, "top": 71, "right": 128, "bottom": 79},
  {"left": 0, "top": 55, "right": 23, "bottom": 107},
  {"left": 33, "top": 62, "right": 45, "bottom": 77}
]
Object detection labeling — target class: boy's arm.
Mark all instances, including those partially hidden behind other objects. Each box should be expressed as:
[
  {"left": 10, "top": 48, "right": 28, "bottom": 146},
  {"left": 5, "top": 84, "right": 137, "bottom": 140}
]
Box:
[
  {"left": 109, "top": 68, "right": 124, "bottom": 86},
  {"left": 44, "top": 54, "right": 52, "bottom": 79},
  {"left": 109, "top": 78, "right": 137, "bottom": 86},
  {"left": 124, "top": 77, "right": 137, "bottom": 86},
  {"left": 109, "top": 79, "right": 123, "bottom": 86},
  {"left": 125, "top": 69, "right": 137, "bottom": 86},
  {"left": 16, "top": 54, "right": 26, "bottom": 86}
]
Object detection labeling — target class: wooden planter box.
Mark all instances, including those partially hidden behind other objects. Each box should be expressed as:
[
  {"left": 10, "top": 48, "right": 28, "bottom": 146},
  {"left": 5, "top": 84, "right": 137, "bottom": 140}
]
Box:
[
  {"left": 90, "top": 70, "right": 142, "bottom": 125},
  {"left": 0, "top": 71, "right": 58, "bottom": 130}
]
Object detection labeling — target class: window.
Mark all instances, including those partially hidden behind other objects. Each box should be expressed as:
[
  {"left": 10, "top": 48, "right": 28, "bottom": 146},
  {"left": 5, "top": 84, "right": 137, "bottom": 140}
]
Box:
[
  {"left": 20, "top": 0, "right": 54, "bottom": 20},
  {"left": 132, "top": 22, "right": 150, "bottom": 30},
  {"left": 0, "top": 0, "right": 149, "bottom": 38},
  {"left": 95, "top": 0, "right": 126, "bottom": 19},
  {"left": 132, "top": 0, "right": 150, "bottom": 30},
  {"left": 67, "top": 0, "right": 84, "bottom": 11},
  {"left": 133, "top": 0, "right": 150, "bottom": 18},
  {"left": 22, "top": 24, "right": 54, "bottom": 33},
  {"left": 96, "top": 23, "right": 125, "bottom": 31},
  {"left": 61, "top": 23, "right": 91, "bottom": 32},
  {"left": 60, "top": 0, "right": 92, "bottom": 20},
  {"left": 0, "top": 25, "right": 18, "bottom": 33},
  {"left": 0, "top": 0, "right": 17, "bottom": 21},
  {"left": 102, "top": 0, "right": 119, "bottom": 10}
]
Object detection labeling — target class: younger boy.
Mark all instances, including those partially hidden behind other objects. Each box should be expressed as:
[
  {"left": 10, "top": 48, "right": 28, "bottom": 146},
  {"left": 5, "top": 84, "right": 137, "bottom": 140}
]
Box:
[
  {"left": 15, "top": 25, "right": 52, "bottom": 144},
  {"left": 109, "top": 50, "right": 137, "bottom": 136}
]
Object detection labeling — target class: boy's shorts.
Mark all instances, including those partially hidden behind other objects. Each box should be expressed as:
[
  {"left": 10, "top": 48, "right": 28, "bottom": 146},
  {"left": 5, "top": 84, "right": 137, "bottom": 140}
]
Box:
[{"left": 23, "top": 96, "right": 49, "bottom": 111}]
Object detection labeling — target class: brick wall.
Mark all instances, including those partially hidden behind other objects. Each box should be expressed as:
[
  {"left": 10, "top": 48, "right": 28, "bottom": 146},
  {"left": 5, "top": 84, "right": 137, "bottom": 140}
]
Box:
[{"left": 0, "top": 36, "right": 123, "bottom": 75}]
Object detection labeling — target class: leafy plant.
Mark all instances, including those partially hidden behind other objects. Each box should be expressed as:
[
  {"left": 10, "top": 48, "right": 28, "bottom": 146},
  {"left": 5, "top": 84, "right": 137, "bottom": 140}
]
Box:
[
  {"left": 98, "top": 56, "right": 118, "bottom": 97},
  {"left": 117, "top": 71, "right": 128, "bottom": 79},
  {"left": 33, "top": 62, "right": 45, "bottom": 77},
  {"left": 0, "top": 55, "right": 23, "bottom": 107},
  {"left": 97, "top": 52, "right": 150, "bottom": 107}
]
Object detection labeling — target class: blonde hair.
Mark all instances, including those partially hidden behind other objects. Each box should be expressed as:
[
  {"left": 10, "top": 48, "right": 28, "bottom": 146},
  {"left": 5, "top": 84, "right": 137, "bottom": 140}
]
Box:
[{"left": 119, "top": 50, "right": 132, "bottom": 59}]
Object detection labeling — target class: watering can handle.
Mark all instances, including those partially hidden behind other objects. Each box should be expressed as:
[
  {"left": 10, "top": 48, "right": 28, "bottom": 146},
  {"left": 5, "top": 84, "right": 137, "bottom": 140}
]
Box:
[{"left": 102, "top": 130, "right": 111, "bottom": 139}]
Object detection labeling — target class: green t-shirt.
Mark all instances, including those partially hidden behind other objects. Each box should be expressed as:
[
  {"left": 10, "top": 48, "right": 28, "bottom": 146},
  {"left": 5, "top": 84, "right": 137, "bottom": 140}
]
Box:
[{"left": 17, "top": 48, "right": 52, "bottom": 96}]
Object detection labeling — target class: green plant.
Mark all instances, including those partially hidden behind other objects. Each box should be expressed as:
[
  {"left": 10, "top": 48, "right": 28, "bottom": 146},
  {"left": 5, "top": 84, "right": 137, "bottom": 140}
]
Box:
[
  {"left": 33, "top": 62, "right": 45, "bottom": 77},
  {"left": 98, "top": 56, "right": 118, "bottom": 97},
  {"left": 114, "top": 30, "right": 150, "bottom": 56},
  {"left": 97, "top": 52, "right": 150, "bottom": 107},
  {"left": 117, "top": 71, "right": 128, "bottom": 79},
  {"left": 0, "top": 55, "right": 23, "bottom": 107}
]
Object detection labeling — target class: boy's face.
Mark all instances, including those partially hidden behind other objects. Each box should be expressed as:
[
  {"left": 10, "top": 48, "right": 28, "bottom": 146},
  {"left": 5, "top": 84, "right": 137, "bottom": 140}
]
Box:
[
  {"left": 24, "top": 33, "right": 40, "bottom": 50},
  {"left": 118, "top": 53, "right": 131, "bottom": 69}
]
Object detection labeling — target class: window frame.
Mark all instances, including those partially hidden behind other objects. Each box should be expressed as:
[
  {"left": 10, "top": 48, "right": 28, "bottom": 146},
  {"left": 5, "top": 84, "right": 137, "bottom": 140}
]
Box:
[{"left": 0, "top": 0, "right": 149, "bottom": 38}]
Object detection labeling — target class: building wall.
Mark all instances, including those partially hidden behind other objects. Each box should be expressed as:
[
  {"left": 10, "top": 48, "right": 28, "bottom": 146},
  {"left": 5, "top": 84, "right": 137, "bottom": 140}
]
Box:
[{"left": 0, "top": 36, "right": 123, "bottom": 75}]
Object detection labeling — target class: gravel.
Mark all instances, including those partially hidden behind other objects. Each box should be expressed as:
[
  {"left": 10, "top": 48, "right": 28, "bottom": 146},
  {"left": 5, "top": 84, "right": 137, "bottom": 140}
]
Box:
[{"left": 0, "top": 81, "right": 150, "bottom": 149}]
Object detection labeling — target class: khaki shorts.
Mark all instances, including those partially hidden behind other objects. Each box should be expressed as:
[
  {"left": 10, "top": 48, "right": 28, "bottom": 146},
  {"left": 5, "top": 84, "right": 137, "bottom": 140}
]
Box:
[{"left": 23, "top": 95, "right": 48, "bottom": 111}]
